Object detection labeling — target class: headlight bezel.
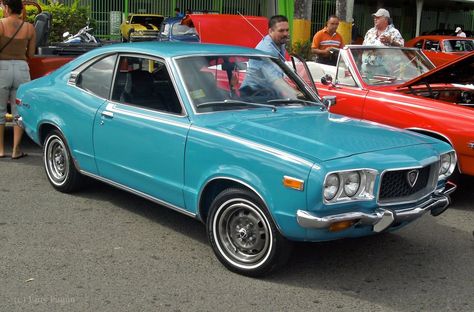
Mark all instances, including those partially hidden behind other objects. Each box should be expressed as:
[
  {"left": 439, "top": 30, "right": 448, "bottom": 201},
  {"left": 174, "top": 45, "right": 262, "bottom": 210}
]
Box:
[
  {"left": 438, "top": 151, "right": 457, "bottom": 180},
  {"left": 323, "top": 169, "right": 377, "bottom": 204}
]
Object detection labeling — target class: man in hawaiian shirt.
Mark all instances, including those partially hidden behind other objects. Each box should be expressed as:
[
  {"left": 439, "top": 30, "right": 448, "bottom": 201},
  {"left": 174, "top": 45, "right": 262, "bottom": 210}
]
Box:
[{"left": 363, "top": 8, "right": 404, "bottom": 47}]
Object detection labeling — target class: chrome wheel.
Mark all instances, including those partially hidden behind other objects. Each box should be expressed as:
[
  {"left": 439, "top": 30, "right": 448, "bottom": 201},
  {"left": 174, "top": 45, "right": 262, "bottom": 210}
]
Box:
[
  {"left": 212, "top": 197, "right": 273, "bottom": 269},
  {"left": 44, "top": 134, "right": 69, "bottom": 186}
]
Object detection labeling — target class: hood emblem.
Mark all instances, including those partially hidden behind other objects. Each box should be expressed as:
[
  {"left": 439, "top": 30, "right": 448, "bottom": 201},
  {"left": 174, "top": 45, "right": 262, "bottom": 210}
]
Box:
[{"left": 406, "top": 170, "right": 419, "bottom": 188}]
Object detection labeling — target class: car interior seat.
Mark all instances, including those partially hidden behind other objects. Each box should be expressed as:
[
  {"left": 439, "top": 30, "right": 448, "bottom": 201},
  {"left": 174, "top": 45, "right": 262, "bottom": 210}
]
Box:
[
  {"left": 121, "top": 70, "right": 165, "bottom": 110},
  {"left": 34, "top": 11, "right": 52, "bottom": 48}
]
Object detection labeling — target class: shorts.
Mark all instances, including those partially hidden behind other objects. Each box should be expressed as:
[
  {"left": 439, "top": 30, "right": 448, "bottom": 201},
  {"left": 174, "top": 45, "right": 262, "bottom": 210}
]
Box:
[{"left": 0, "top": 60, "right": 31, "bottom": 125}]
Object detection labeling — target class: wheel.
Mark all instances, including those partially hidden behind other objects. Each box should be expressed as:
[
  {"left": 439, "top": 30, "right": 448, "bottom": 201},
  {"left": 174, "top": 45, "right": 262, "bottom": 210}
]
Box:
[
  {"left": 43, "top": 130, "right": 83, "bottom": 193},
  {"left": 207, "top": 188, "right": 292, "bottom": 276}
]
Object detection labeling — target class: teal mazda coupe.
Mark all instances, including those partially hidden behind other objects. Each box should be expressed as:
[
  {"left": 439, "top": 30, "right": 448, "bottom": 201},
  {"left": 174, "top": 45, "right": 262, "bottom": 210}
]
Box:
[{"left": 16, "top": 42, "right": 457, "bottom": 276}]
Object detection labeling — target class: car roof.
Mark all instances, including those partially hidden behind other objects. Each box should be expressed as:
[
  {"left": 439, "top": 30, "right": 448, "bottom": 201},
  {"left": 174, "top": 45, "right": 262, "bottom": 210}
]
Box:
[{"left": 83, "top": 41, "right": 270, "bottom": 59}]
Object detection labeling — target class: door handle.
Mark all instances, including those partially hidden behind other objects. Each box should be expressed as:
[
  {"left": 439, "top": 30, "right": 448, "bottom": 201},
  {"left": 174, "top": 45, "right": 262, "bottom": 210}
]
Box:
[{"left": 101, "top": 111, "right": 114, "bottom": 118}]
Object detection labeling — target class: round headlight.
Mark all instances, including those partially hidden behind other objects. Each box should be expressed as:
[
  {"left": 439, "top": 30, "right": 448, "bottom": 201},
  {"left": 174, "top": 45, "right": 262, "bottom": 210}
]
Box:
[
  {"left": 344, "top": 171, "right": 361, "bottom": 197},
  {"left": 439, "top": 153, "right": 451, "bottom": 175},
  {"left": 324, "top": 173, "right": 340, "bottom": 201}
]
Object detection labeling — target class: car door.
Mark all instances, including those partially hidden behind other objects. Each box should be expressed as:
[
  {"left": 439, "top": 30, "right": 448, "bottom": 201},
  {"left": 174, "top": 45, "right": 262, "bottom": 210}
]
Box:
[
  {"left": 67, "top": 53, "right": 117, "bottom": 174},
  {"left": 93, "top": 54, "right": 190, "bottom": 208}
]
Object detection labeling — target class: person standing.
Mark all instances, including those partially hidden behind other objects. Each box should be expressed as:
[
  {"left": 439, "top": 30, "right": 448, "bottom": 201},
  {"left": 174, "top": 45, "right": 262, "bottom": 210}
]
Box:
[
  {"left": 239, "top": 15, "right": 290, "bottom": 96},
  {"left": 363, "top": 8, "right": 404, "bottom": 47},
  {"left": 311, "top": 15, "right": 344, "bottom": 65},
  {"left": 0, "top": 0, "right": 36, "bottom": 159},
  {"left": 455, "top": 27, "right": 466, "bottom": 38}
]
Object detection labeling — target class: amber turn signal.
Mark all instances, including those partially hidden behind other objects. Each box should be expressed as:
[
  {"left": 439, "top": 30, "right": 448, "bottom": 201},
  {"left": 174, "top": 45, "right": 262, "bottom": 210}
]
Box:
[
  {"left": 283, "top": 176, "right": 304, "bottom": 191},
  {"left": 329, "top": 220, "right": 355, "bottom": 232}
]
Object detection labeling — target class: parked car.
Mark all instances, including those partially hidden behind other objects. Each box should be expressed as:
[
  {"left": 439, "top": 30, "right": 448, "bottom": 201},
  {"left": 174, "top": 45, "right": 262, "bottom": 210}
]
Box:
[
  {"left": 120, "top": 14, "right": 164, "bottom": 42},
  {"left": 302, "top": 46, "right": 474, "bottom": 177},
  {"left": 16, "top": 42, "right": 456, "bottom": 276},
  {"left": 159, "top": 14, "right": 268, "bottom": 48},
  {"left": 405, "top": 35, "right": 474, "bottom": 66}
]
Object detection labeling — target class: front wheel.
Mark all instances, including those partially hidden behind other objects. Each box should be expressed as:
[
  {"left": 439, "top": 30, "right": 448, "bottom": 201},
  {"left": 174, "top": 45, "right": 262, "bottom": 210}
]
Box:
[
  {"left": 43, "top": 130, "right": 83, "bottom": 193},
  {"left": 207, "top": 188, "right": 292, "bottom": 276}
]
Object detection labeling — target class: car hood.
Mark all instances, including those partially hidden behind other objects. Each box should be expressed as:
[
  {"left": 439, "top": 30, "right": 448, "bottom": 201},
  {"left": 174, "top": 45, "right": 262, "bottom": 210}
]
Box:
[
  {"left": 399, "top": 50, "right": 474, "bottom": 88},
  {"left": 204, "top": 110, "right": 435, "bottom": 163},
  {"left": 188, "top": 14, "right": 268, "bottom": 48}
]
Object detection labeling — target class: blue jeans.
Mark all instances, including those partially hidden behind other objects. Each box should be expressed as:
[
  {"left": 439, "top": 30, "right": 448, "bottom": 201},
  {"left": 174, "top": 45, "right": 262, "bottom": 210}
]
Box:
[{"left": 0, "top": 60, "right": 31, "bottom": 125}]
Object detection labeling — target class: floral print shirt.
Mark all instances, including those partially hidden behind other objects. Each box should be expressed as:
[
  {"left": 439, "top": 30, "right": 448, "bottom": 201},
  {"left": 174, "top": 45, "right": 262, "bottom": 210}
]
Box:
[{"left": 363, "top": 24, "right": 404, "bottom": 47}]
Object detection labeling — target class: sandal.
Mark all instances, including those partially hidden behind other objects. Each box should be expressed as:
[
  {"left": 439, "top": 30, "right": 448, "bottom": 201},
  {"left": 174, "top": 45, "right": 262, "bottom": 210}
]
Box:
[{"left": 11, "top": 152, "right": 28, "bottom": 160}]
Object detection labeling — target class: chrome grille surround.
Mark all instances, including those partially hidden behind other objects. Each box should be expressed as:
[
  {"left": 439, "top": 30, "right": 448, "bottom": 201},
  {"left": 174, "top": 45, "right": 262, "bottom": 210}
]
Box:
[{"left": 377, "top": 162, "right": 439, "bottom": 206}]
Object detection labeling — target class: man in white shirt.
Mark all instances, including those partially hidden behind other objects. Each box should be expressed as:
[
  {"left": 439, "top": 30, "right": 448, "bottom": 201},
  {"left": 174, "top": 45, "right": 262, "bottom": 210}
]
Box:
[{"left": 455, "top": 27, "right": 466, "bottom": 38}]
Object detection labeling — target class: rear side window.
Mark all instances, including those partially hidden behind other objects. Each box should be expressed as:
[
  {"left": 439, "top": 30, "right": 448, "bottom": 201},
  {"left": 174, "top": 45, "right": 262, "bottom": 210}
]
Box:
[{"left": 77, "top": 54, "right": 117, "bottom": 99}]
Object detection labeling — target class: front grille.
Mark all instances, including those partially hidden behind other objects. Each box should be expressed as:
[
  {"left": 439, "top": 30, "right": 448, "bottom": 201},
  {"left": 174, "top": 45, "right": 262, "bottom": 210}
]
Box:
[{"left": 379, "top": 164, "right": 436, "bottom": 204}]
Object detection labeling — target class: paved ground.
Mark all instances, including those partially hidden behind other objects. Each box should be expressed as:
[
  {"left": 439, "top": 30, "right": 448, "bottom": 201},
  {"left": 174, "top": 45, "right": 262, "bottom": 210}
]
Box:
[{"left": 1, "top": 128, "right": 473, "bottom": 312}]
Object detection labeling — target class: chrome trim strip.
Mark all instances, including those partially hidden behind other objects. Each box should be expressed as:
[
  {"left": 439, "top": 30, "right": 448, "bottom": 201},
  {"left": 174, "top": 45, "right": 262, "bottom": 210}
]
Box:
[
  {"left": 105, "top": 103, "right": 190, "bottom": 129},
  {"left": 297, "top": 182, "right": 455, "bottom": 232},
  {"left": 406, "top": 127, "right": 455, "bottom": 147},
  {"left": 79, "top": 170, "right": 196, "bottom": 218},
  {"left": 191, "top": 125, "right": 315, "bottom": 168}
]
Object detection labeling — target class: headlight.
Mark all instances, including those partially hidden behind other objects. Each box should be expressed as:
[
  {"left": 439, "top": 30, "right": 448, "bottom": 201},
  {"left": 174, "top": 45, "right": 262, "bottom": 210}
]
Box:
[
  {"left": 343, "top": 171, "right": 360, "bottom": 197},
  {"left": 438, "top": 151, "right": 457, "bottom": 180},
  {"left": 323, "top": 173, "right": 340, "bottom": 200},
  {"left": 323, "top": 169, "right": 377, "bottom": 204}
]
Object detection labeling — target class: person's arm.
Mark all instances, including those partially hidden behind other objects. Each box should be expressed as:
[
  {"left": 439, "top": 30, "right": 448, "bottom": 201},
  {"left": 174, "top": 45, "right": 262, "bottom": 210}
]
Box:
[{"left": 26, "top": 24, "right": 36, "bottom": 59}]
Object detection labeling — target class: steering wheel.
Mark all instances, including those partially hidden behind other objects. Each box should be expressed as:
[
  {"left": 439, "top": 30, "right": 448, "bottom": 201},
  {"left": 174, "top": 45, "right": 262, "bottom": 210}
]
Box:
[{"left": 22, "top": 1, "right": 42, "bottom": 20}]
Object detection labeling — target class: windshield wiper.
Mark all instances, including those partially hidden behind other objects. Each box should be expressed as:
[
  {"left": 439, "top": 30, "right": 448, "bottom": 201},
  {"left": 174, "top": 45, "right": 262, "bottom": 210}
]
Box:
[
  {"left": 267, "top": 98, "right": 326, "bottom": 109},
  {"left": 196, "top": 99, "right": 277, "bottom": 111}
]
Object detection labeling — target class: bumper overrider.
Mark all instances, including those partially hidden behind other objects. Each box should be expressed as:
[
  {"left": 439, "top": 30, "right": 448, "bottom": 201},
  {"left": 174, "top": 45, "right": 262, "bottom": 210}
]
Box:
[{"left": 297, "top": 181, "right": 456, "bottom": 233}]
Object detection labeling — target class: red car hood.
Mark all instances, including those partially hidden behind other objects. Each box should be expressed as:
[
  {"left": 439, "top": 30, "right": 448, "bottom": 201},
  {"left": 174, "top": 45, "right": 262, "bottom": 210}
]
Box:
[
  {"left": 399, "top": 50, "right": 474, "bottom": 88},
  {"left": 189, "top": 14, "right": 268, "bottom": 48}
]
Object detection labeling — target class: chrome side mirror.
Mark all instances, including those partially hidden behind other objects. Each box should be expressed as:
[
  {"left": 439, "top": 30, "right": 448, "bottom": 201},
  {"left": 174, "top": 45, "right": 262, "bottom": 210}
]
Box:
[
  {"left": 322, "top": 95, "right": 336, "bottom": 108},
  {"left": 321, "top": 74, "right": 333, "bottom": 86}
]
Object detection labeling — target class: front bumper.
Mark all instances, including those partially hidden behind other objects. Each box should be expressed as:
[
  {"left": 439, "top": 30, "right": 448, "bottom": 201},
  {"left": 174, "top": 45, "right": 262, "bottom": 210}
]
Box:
[{"left": 297, "top": 181, "right": 456, "bottom": 233}]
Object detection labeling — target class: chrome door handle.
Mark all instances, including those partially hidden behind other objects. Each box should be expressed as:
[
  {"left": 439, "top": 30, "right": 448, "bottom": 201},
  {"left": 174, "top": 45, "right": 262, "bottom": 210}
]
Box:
[{"left": 101, "top": 111, "right": 114, "bottom": 118}]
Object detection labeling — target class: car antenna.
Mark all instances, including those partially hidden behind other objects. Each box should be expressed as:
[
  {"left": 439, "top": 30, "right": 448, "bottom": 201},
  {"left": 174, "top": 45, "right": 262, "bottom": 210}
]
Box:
[{"left": 236, "top": 11, "right": 286, "bottom": 62}]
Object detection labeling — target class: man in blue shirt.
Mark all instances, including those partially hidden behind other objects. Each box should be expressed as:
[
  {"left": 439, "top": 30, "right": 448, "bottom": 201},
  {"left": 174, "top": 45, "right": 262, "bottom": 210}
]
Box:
[{"left": 240, "top": 15, "right": 290, "bottom": 97}]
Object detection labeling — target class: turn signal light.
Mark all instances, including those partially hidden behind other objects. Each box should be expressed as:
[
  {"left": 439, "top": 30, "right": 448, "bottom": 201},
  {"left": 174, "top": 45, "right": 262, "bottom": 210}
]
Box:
[
  {"left": 283, "top": 176, "right": 304, "bottom": 191},
  {"left": 329, "top": 220, "right": 355, "bottom": 232}
]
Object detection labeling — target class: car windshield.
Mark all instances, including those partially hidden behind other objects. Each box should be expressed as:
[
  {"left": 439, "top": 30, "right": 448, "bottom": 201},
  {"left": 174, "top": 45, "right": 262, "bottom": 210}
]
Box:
[
  {"left": 443, "top": 39, "right": 474, "bottom": 52},
  {"left": 350, "top": 47, "right": 435, "bottom": 86},
  {"left": 171, "top": 23, "right": 197, "bottom": 36},
  {"left": 175, "top": 55, "right": 319, "bottom": 113},
  {"left": 131, "top": 16, "right": 164, "bottom": 27}
]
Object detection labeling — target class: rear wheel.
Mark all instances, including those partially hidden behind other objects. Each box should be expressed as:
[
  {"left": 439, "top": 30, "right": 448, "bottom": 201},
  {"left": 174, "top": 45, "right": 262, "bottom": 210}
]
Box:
[
  {"left": 207, "top": 188, "right": 292, "bottom": 277},
  {"left": 43, "top": 130, "right": 83, "bottom": 193}
]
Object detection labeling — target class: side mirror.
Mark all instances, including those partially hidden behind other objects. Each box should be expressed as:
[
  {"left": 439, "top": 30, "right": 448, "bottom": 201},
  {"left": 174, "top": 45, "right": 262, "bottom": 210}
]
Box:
[
  {"left": 321, "top": 74, "right": 333, "bottom": 86},
  {"left": 322, "top": 95, "right": 336, "bottom": 108}
]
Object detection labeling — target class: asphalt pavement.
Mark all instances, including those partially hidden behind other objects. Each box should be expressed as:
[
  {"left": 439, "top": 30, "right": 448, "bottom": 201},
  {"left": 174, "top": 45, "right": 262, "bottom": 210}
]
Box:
[{"left": 1, "top": 127, "right": 473, "bottom": 312}]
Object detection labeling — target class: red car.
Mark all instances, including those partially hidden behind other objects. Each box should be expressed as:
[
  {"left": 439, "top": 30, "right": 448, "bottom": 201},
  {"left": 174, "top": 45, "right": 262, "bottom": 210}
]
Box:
[
  {"left": 297, "top": 46, "right": 474, "bottom": 177},
  {"left": 405, "top": 35, "right": 474, "bottom": 66}
]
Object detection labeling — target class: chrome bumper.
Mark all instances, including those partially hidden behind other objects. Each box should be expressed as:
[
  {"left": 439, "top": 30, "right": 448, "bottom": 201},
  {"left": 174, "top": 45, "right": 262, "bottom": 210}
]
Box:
[
  {"left": 297, "top": 181, "right": 456, "bottom": 233},
  {"left": 14, "top": 115, "right": 24, "bottom": 128}
]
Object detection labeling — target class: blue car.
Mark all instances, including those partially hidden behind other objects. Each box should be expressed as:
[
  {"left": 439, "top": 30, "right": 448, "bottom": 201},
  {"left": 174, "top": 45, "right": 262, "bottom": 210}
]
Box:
[
  {"left": 158, "top": 17, "right": 199, "bottom": 42},
  {"left": 16, "top": 42, "right": 457, "bottom": 276}
]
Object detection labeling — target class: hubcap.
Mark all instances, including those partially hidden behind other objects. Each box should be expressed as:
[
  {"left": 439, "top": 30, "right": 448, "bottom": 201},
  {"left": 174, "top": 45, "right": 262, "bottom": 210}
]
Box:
[
  {"left": 214, "top": 199, "right": 272, "bottom": 267},
  {"left": 45, "top": 136, "right": 69, "bottom": 185}
]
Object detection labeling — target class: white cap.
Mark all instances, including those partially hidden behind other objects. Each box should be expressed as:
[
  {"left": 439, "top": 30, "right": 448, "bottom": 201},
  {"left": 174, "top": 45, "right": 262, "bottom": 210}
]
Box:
[
  {"left": 372, "top": 8, "right": 390, "bottom": 18},
  {"left": 455, "top": 27, "right": 461, "bottom": 33}
]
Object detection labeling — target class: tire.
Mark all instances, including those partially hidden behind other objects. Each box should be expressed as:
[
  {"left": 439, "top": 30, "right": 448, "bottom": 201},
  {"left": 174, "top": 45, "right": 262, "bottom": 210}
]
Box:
[
  {"left": 207, "top": 188, "right": 292, "bottom": 277},
  {"left": 43, "top": 130, "right": 83, "bottom": 193}
]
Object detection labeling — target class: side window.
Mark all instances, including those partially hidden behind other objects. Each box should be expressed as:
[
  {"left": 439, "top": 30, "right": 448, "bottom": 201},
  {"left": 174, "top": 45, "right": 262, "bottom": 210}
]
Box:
[
  {"left": 414, "top": 40, "right": 423, "bottom": 49},
  {"left": 336, "top": 57, "right": 356, "bottom": 87},
  {"left": 425, "top": 40, "right": 440, "bottom": 51},
  {"left": 77, "top": 54, "right": 116, "bottom": 98},
  {"left": 111, "top": 55, "right": 182, "bottom": 114}
]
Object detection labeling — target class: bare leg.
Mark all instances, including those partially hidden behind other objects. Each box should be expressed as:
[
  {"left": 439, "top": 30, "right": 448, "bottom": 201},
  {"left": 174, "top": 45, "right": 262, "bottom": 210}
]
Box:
[
  {"left": 0, "top": 124, "right": 4, "bottom": 157},
  {"left": 11, "top": 125, "right": 24, "bottom": 158}
]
